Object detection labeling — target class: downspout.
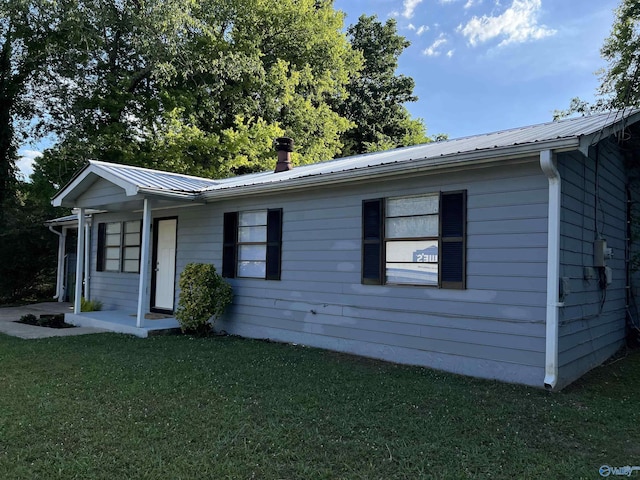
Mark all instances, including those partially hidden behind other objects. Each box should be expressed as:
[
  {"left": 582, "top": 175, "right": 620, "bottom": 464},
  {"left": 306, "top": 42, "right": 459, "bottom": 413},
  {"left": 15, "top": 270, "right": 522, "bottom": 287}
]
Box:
[
  {"left": 48, "top": 226, "right": 65, "bottom": 301},
  {"left": 540, "top": 149, "right": 563, "bottom": 389}
]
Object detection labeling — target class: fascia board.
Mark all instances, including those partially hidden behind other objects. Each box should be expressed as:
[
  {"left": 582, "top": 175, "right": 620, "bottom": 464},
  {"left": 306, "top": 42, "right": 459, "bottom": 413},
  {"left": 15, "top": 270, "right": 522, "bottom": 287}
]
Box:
[
  {"left": 52, "top": 164, "right": 139, "bottom": 207},
  {"left": 202, "top": 138, "right": 579, "bottom": 202}
]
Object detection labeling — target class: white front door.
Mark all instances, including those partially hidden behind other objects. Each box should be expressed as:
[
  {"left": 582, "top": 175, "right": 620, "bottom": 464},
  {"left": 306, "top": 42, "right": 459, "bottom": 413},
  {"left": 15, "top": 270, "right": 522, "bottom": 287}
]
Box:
[{"left": 152, "top": 218, "right": 177, "bottom": 311}]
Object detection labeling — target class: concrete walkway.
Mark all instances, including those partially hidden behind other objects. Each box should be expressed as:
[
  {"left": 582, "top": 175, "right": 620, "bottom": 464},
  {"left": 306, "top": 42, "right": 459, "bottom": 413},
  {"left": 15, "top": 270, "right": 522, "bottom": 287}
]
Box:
[{"left": 0, "top": 302, "right": 108, "bottom": 339}]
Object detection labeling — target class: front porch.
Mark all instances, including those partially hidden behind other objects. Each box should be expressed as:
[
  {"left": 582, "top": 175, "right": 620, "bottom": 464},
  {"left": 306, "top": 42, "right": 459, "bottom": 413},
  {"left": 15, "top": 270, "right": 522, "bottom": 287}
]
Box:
[{"left": 66, "top": 310, "right": 180, "bottom": 338}]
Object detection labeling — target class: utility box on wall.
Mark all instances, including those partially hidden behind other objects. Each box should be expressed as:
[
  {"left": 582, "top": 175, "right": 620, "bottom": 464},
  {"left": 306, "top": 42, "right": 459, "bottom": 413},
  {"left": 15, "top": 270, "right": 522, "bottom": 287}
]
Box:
[{"left": 594, "top": 239, "right": 613, "bottom": 267}]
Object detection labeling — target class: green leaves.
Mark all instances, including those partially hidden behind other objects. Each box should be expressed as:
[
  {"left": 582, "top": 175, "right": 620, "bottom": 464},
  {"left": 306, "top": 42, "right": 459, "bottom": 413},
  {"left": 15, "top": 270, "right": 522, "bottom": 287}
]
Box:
[
  {"left": 176, "top": 263, "right": 233, "bottom": 335},
  {"left": 335, "top": 15, "right": 430, "bottom": 157},
  {"left": 599, "top": 0, "right": 640, "bottom": 108}
]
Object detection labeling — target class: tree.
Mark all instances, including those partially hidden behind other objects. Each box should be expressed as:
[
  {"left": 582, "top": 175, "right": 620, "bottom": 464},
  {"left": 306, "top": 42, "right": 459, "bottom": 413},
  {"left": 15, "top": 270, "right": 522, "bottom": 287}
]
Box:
[
  {"left": 600, "top": 0, "right": 640, "bottom": 108},
  {"left": 335, "top": 14, "right": 429, "bottom": 156},
  {"left": 0, "top": 0, "right": 72, "bottom": 219},
  {"left": 34, "top": 0, "right": 362, "bottom": 185},
  {"left": 555, "top": 0, "right": 640, "bottom": 118}
]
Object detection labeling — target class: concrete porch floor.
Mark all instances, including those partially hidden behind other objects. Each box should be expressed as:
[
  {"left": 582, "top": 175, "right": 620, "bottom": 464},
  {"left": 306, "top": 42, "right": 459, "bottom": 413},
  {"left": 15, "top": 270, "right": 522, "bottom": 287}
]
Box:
[{"left": 65, "top": 310, "right": 181, "bottom": 338}]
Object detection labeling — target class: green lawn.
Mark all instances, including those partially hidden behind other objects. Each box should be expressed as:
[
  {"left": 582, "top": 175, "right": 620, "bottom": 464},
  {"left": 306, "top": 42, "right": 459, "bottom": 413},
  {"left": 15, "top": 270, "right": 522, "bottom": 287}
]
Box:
[{"left": 0, "top": 333, "right": 638, "bottom": 479}]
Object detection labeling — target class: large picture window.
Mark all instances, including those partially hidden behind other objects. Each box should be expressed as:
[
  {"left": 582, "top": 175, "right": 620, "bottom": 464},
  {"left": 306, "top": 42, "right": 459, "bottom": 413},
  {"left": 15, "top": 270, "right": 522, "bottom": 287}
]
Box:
[
  {"left": 362, "top": 191, "right": 466, "bottom": 288},
  {"left": 222, "top": 209, "right": 282, "bottom": 280},
  {"left": 97, "top": 220, "right": 142, "bottom": 273}
]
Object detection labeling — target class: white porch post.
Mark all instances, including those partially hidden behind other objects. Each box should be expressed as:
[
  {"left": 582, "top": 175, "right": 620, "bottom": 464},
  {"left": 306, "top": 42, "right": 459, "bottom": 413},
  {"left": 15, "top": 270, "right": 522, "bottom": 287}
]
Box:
[
  {"left": 74, "top": 209, "right": 86, "bottom": 314},
  {"left": 136, "top": 198, "right": 152, "bottom": 327},
  {"left": 84, "top": 223, "right": 90, "bottom": 300}
]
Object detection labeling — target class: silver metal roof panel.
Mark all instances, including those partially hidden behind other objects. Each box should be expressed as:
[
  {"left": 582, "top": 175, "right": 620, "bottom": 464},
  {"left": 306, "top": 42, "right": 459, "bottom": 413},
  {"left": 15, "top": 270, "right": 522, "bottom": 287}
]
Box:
[
  {"left": 54, "top": 109, "right": 640, "bottom": 207},
  {"left": 203, "top": 109, "right": 640, "bottom": 192},
  {"left": 92, "top": 160, "right": 221, "bottom": 193}
]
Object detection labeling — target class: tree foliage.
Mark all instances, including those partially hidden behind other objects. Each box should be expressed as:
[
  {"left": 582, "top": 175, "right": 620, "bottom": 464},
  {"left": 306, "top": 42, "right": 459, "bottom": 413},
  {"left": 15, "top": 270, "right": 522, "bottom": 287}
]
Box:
[
  {"left": 1, "top": 0, "right": 434, "bottom": 303},
  {"left": 336, "top": 14, "right": 429, "bottom": 156},
  {"left": 554, "top": 0, "right": 640, "bottom": 118},
  {"left": 0, "top": 181, "right": 58, "bottom": 303},
  {"left": 0, "top": 0, "right": 73, "bottom": 217},
  {"left": 34, "top": 0, "right": 362, "bottom": 184},
  {"left": 600, "top": 0, "right": 640, "bottom": 108}
]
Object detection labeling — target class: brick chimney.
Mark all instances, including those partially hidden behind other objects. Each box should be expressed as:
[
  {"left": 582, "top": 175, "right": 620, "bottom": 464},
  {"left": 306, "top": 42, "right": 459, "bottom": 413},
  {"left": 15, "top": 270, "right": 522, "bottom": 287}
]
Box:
[{"left": 274, "top": 137, "right": 294, "bottom": 173}]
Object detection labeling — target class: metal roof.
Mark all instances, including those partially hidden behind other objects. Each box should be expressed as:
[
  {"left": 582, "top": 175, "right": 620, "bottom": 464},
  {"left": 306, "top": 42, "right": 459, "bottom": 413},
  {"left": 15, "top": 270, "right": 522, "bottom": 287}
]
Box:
[
  {"left": 90, "top": 160, "right": 220, "bottom": 193},
  {"left": 202, "top": 109, "right": 640, "bottom": 193},
  {"left": 53, "top": 109, "right": 640, "bottom": 207}
]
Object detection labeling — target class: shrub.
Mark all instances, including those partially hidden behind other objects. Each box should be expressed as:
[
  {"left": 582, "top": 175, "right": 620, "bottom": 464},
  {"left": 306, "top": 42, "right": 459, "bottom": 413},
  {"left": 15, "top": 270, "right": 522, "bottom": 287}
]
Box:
[
  {"left": 19, "top": 313, "right": 37, "bottom": 324},
  {"left": 176, "top": 263, "right": 233, "bottom": 335},
  {"left": 81, "top": 298, "right": 103, "bottom": 312}
]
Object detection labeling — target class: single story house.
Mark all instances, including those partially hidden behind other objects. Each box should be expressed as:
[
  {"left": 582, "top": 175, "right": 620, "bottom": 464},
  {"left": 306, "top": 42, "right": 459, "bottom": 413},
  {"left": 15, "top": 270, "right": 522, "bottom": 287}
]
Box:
[{"left": 49, "top": 110, "right": 640, "bottom": 390}]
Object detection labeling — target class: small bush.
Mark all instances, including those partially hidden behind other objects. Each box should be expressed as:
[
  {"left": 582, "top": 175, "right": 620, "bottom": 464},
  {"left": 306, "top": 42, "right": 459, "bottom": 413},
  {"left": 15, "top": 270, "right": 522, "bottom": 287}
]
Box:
[
  {"left": 81, "top": 298, "right": 103, "bottom": 312},
  {"left": 17, "top": 313, "right": 73, "bottom": 329},
  {"left": 19, "top": 313, "right": 37, "bottom": 324},
  {"left": 176, "top": 263, "right": 233, "bottom": 335}
]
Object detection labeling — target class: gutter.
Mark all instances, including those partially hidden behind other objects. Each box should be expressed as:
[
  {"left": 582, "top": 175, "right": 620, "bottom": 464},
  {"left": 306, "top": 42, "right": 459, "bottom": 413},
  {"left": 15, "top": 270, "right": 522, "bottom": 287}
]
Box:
[
  {"left": 540, "top": 149, "right": 563, "bottom": 389},
  {"left": 136, "top": 187, "right": 201, "bottom": 200}
]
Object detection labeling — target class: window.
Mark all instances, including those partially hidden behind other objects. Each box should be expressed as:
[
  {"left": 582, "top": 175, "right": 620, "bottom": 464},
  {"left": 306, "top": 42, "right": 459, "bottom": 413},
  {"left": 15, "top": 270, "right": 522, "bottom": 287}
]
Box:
[
  {"left": 97, "top": 221, "right": 142, "bottom": 273},
  {"left": 122, "top": 221, "right": 142, "bottom": 273},
  {"left": 362, "top": 191, "right": 466, "bottom": 288},
  {"left": 223, "top": 209, "right": 282, "bottom": 280}
]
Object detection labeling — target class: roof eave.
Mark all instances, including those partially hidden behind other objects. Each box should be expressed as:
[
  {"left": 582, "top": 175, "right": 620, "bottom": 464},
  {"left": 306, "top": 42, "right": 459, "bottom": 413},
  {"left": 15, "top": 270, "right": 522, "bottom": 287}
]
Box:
[
  {"left": 52, "top": 161, "right": 140, "bottom": 207},
  {"left": 136, "top": 187, "right": 202, "bottom": 200},
  {"left": 578, "top": 109, "right": 640, "bottom": 155},
  {"left": 202, "top": 137, "right": 580, "bottom": 201}
]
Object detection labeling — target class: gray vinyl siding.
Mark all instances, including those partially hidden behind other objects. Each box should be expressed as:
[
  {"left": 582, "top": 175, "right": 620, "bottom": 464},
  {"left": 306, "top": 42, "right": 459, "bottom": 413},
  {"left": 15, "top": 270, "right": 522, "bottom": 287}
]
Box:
[
  {"left": 557, "top": 137, "right": 628, "bottom": 388},
  {"left": 85, "top": 159, "right": 550, "bottom": 386},
  {"left": 75, "top": 178, "right": 131, "bottom": 209},
  {"left": 209, "top": 159, "right": 549, "bottom": 387},
  {"left": 88, "top": 211, "right": 144, "bottom": 312}
]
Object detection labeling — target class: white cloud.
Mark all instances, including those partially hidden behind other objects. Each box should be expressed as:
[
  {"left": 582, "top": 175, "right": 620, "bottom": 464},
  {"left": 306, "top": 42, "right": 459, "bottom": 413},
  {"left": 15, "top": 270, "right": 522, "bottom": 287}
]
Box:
[
  {"left": 402, "top": 0, "right": 424, "bottom": 19},
  {"left": 439, "top": 0, "right": 457, "bottom": 3},
  {"left": 16, "top": 149, "right": 42, "bottom": 181},
  {"left": 458, "top": 0, "right": 556, "bottom": 47},
  {"left": 416, "top": 25, "right": 429, "bottom": 35},
  {"left": 408, "top": 23, "right": 416, "bottom": 30},
  {"left": 464, "top": 0, "right": 482, "bottom": 8},
  {"left": 423, "top": 34, "right": 448, "bottom": 56},
  {"left": 446, "top": 49, "right": 455, "bottom": 57}
]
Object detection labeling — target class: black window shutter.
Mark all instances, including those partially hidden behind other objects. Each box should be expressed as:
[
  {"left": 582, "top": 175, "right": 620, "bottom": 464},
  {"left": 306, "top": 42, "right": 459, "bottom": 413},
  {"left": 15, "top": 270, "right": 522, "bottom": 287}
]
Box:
[
  {"left": 440, "top": 191, "right": 466, "bottom": 289},
  {"left": 96, "top": 223, "right": 106, "bottom": 272},
  {"left": 222, "top": 212, "right": 238, "bottom": 278},
  {"left": 362, "top": 199, "right": 383, "bottom": 285},
  {"left": 266, "top": 209, "right": 283, "bottom": 280}
]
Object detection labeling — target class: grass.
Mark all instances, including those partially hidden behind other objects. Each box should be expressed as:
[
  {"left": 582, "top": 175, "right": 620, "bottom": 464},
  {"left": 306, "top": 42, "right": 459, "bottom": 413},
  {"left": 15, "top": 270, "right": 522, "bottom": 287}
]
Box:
[{"left": 0, "top": 333, "right": 638, "bottom": 479}]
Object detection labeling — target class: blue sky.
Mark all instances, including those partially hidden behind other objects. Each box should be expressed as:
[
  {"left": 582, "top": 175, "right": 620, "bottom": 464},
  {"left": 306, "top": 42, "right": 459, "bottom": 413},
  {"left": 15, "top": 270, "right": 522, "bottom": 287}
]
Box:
[
  {"left": 16, "top": 0, "right": 620, "bottom": 179},
  {"left": 333, "top": 0, "right": 619, "bottom": 138}
]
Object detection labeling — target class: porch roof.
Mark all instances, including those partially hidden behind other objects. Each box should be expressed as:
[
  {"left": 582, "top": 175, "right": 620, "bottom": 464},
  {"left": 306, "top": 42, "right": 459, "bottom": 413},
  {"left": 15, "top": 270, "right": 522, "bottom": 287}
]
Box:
[{"left": 52, "top": 161, "right": 222, "bottom": 209}]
